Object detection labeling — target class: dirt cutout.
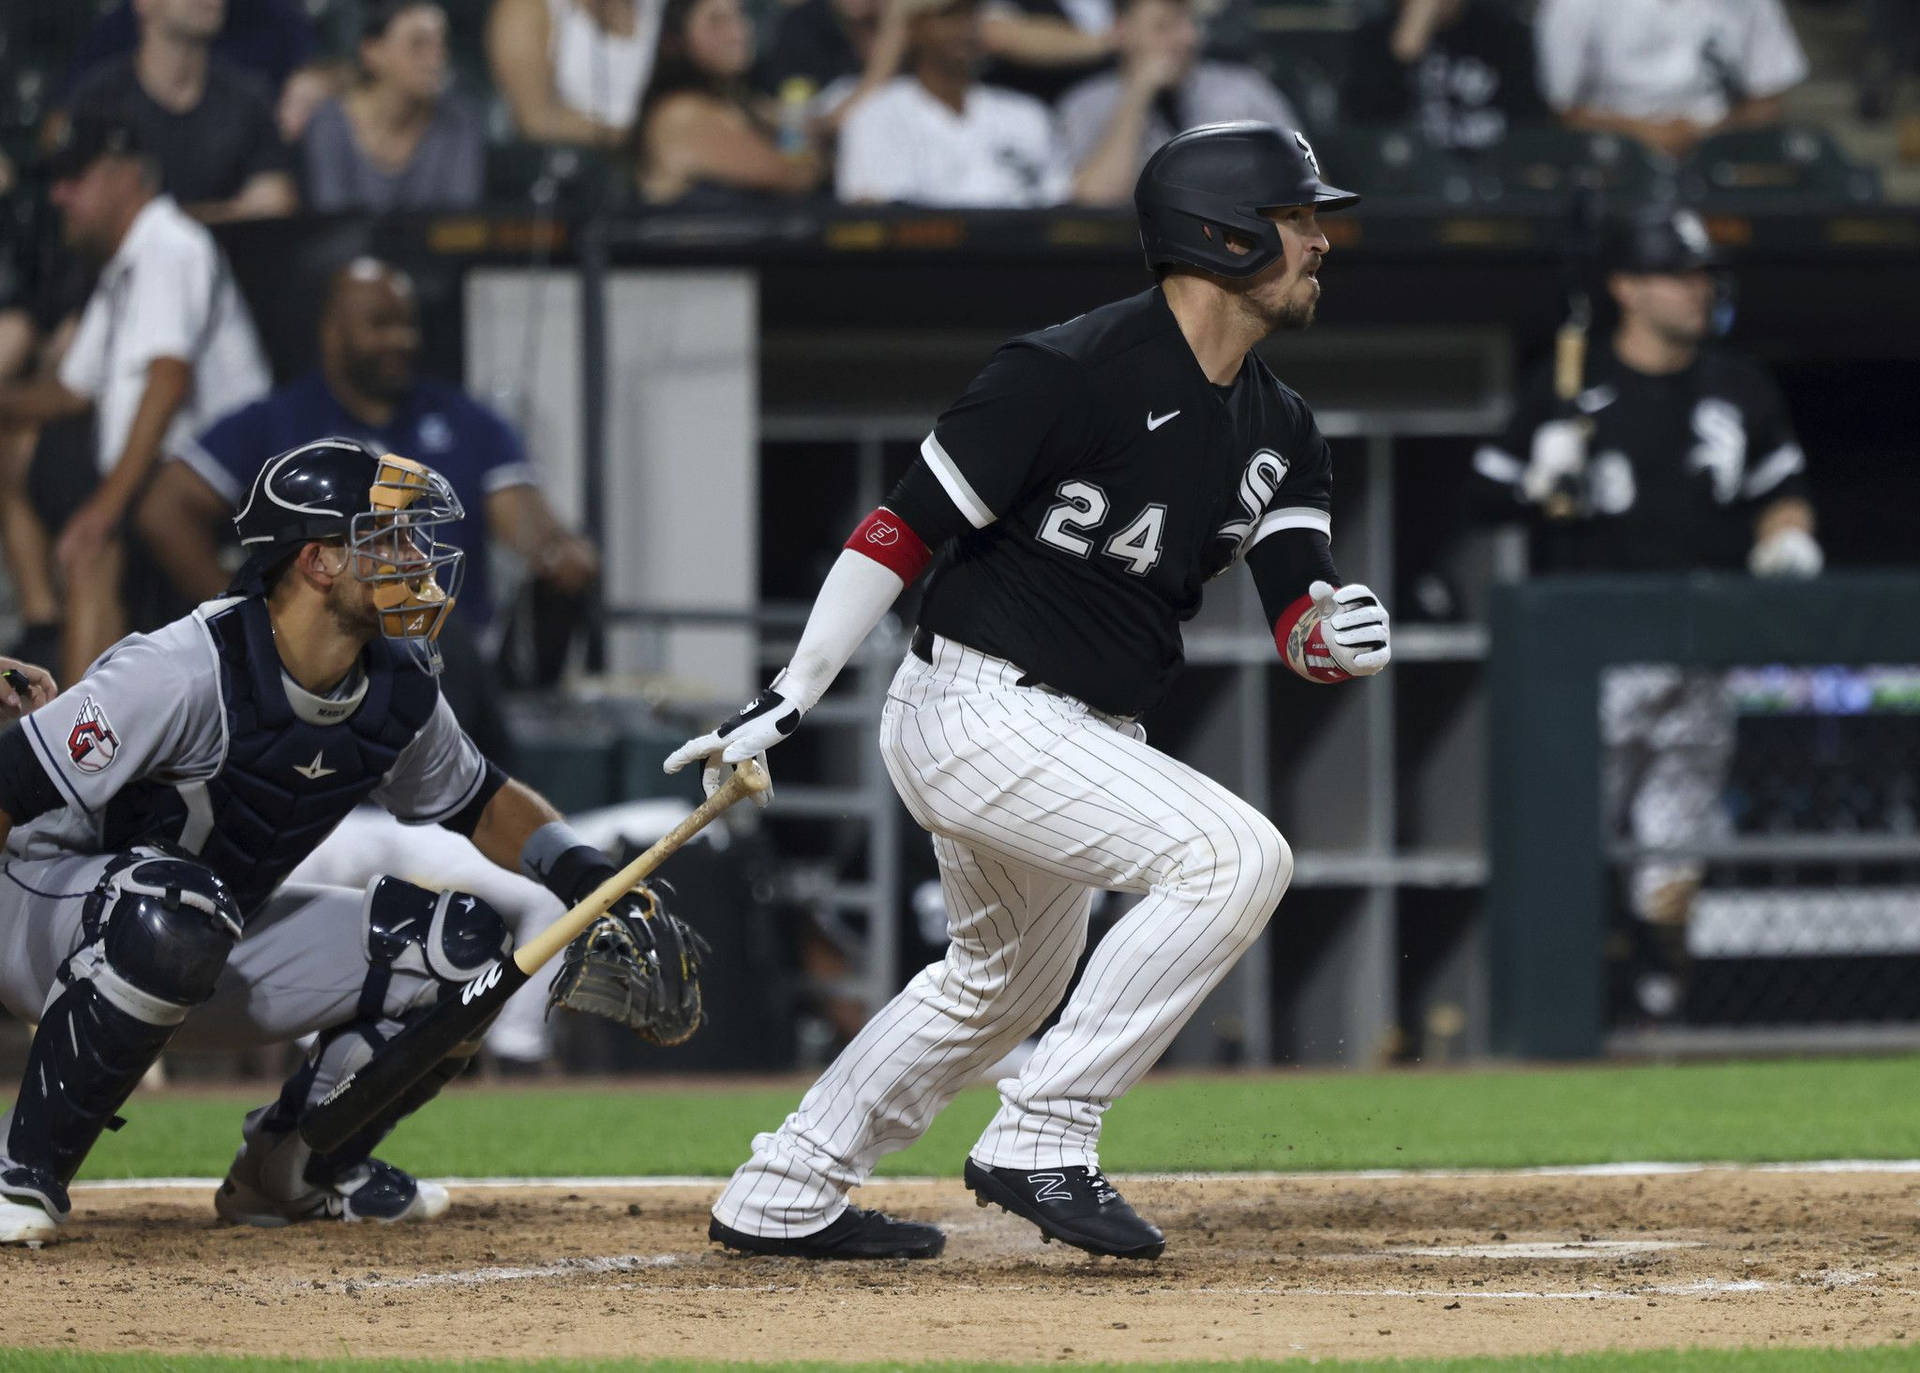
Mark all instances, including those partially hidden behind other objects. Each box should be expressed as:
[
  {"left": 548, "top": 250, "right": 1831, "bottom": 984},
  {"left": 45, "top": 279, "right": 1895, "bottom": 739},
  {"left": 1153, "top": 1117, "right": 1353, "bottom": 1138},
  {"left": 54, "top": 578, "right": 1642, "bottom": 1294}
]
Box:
[{"left": 5, "top": 1170, "right": 1919, "bottom": 1364}]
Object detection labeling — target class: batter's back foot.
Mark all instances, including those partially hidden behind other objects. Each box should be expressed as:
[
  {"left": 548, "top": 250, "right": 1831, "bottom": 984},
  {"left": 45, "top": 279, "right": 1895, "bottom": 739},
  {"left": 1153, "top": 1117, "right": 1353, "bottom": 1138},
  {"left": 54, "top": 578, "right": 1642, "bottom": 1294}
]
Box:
[
  {"left": 964, "top": 1157, "right": 1165, "bottom": 1259},
  {"left": 708, "top": 1206, "right": 946, "bottom": 1260}
]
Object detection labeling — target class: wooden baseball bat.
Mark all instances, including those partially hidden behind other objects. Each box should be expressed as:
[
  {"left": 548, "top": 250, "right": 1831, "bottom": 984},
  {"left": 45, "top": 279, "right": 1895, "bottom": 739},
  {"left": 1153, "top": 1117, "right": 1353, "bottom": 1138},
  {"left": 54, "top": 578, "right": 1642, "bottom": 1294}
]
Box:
[{"left": 298, "top": 761, "right": 771, "bottom": 1154}]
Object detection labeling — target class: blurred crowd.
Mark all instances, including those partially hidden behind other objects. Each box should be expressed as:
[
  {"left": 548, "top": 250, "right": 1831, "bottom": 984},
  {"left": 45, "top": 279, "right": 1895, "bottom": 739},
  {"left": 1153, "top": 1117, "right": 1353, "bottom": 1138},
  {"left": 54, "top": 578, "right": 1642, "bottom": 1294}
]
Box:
[{"left": 2, "top": 0, "right": 1910, "bottom": 221}]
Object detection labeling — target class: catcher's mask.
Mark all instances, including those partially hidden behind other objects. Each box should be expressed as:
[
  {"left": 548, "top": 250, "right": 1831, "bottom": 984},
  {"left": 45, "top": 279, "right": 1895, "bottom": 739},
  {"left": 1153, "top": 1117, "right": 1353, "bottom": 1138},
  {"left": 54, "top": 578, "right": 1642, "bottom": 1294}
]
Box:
[
  {"left": 354, "top": 455, "right": 464, "bottom": 671},
  {"left": 233, "top": 437, "right": 465, "bottom": 674}
]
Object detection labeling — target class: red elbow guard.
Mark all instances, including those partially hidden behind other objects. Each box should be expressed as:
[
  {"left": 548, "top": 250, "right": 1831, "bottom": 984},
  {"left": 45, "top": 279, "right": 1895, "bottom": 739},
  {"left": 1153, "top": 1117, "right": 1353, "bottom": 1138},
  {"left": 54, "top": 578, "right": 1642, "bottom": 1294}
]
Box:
[
  {"left": 845, "top": 507, "right": 933, "bottom": 583},
  {"left": 1274, "top": 590, "right": 1350, "bottom": 684}
]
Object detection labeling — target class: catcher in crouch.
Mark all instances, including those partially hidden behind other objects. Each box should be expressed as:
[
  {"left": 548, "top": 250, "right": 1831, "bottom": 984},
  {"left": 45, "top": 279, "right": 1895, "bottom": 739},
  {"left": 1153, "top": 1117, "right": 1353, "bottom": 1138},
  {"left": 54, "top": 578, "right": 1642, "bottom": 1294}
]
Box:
[{"left": 0, "top": 437, "right": 704, "bottom": 1246}]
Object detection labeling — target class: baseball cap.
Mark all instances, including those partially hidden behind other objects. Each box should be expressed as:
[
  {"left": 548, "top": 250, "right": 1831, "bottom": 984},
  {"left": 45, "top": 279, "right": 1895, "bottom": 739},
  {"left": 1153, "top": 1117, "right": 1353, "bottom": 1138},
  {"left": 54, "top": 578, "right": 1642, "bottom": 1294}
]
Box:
[{"left": 40, "top": 111, "right": 148, "bottom": 182}]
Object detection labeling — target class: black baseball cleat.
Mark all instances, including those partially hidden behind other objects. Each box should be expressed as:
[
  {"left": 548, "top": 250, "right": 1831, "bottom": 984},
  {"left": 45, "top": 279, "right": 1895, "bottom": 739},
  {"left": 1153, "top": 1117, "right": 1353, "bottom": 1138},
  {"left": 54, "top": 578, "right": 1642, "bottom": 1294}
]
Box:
[
  {"left": 709, "top": 1206, "right": 946, "bottom": 1260},
  {"left": 963, "top": 1157, "right": 1165, "bottom": 1259}
]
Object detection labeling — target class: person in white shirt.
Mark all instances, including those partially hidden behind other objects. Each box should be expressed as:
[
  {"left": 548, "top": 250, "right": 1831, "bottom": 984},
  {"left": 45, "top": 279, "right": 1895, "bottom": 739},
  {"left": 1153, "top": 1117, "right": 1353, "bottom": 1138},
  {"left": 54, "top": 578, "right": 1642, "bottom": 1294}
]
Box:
[
  {"left": 837, "top": 0, "right": 1085, "bottom": 206},
  {"left": 1535, "top": 0, "right": 1808, "bottom": 158},
  {"left": 488, "top": 0, "right": 666, "bottom": 145},
  {"left": 0, "top": 115, "right": 269, "bottom": 686},
  {"left": 1059, "top": 0, "right": 1298, "bottom": 206}
]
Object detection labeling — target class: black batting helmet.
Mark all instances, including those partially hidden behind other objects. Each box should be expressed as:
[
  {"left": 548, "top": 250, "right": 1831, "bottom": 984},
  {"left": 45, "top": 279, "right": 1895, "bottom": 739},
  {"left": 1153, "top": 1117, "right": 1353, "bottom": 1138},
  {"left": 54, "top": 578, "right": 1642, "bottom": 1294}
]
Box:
[
  {"left": 232, "top": 436, "right": 466, "bottom": 672},
  {"left": 1135, "top": 122, "right": 1360, "bottom": 280},
  {"left": 1604, "top": 203, "right": 1721, "bottom": 275}
]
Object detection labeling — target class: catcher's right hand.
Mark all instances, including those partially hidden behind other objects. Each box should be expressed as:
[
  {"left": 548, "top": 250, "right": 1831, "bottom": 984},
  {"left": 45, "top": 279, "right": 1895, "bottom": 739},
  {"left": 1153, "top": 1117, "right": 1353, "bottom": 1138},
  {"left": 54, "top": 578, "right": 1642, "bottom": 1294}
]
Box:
[{"left": 548, "top": 883, "right": 709, "bottom": 1046}]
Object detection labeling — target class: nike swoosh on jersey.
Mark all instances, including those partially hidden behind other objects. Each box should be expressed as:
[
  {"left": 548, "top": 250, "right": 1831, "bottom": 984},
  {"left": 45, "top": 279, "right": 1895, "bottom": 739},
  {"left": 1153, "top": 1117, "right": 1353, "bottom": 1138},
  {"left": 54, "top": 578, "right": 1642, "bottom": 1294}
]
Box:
[{"left": 1146, "top": 410, "right": 1181, "bottom": 431}]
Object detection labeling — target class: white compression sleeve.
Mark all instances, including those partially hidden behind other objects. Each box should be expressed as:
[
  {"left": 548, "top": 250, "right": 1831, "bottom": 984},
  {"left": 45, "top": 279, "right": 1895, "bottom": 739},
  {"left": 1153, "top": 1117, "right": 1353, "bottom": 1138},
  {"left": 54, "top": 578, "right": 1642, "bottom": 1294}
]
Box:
[{"left": 771, "top": 549, "right": 908, "bottom": 711}]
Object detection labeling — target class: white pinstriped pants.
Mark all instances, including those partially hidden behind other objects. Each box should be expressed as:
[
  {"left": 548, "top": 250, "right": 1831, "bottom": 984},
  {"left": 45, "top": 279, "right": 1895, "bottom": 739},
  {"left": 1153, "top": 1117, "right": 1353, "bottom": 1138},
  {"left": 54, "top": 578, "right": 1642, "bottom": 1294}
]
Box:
[{"left": 710, "top": 634, "right": 1293, "bottom": 1237}]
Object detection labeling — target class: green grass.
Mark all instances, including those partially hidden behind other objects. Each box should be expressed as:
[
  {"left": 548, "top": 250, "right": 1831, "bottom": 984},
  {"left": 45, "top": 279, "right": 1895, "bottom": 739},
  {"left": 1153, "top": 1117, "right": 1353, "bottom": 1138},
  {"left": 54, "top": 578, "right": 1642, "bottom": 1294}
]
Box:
[
  {"left": 2, "top": 1351, "right": 1918, "bottom": 1373},
  {"left": 74, "top": 1054, "right": 1920, "bottom": 1181}
]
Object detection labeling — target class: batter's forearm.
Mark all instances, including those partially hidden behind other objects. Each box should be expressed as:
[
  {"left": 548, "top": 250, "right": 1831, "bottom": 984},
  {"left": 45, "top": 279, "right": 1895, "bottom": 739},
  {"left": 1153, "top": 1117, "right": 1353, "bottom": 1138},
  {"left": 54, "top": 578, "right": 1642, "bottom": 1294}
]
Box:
[{"left": 777, "top": 545, "right": 910, "bottom": 708}]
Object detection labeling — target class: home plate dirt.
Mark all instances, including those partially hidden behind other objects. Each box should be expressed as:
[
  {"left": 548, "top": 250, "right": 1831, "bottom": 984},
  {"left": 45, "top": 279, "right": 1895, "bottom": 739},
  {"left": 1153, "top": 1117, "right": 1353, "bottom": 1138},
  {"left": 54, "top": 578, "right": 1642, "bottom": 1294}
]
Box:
[{"left": 7, "top": 1169, "right": 1920, "bottom": 1363}]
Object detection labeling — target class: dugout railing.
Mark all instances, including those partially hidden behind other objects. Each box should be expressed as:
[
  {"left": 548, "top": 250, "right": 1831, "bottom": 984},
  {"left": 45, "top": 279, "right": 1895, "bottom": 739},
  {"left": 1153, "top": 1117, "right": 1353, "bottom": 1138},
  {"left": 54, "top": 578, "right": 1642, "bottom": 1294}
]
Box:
[{"left": 1490, "top": 573, "right": 1920, "bottom": 1060}]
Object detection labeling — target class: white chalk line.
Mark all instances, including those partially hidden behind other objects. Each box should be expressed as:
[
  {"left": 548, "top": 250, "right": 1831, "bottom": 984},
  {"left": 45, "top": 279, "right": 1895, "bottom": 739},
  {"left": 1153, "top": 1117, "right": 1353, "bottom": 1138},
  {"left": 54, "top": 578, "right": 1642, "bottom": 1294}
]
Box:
[
  {"left": 323, "top": 1254, "right": 680, "bottom": 1291},
  {"left": 68, "top": 1159, "right": 1920, "bottom": 1192},
  {"left": 1374, "top": 1240, "right": 1702, "bottom": 1260}
]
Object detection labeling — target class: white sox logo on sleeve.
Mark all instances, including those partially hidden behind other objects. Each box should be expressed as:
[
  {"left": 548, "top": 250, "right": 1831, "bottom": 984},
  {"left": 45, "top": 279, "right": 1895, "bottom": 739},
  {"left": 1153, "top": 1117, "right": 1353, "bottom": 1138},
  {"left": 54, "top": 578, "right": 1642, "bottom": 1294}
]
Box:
[{"left": 67, "top": 696, "right": 120, "bottom": 774}]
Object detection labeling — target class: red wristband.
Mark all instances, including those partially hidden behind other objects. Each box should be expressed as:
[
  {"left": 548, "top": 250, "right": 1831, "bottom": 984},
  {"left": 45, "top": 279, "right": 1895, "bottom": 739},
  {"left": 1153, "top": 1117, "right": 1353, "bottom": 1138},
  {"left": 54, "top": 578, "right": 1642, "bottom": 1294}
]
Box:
[
  {"left": 845, "top": 506, "right": 932, "bottom": 583},
  {"left": 1274, "top": 590, "right": 1350, "bottom": 684}
]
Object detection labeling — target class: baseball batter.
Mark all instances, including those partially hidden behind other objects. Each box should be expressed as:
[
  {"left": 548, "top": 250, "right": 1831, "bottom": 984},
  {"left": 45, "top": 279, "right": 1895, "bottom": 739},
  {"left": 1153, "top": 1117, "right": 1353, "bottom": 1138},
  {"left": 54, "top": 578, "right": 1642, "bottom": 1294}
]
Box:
[
  {"left": 667, "top": 122, "right": 1391, "bottom": 1260},
  {"left": 0, "top": 437, "right": 702, "bottom": 1246}
]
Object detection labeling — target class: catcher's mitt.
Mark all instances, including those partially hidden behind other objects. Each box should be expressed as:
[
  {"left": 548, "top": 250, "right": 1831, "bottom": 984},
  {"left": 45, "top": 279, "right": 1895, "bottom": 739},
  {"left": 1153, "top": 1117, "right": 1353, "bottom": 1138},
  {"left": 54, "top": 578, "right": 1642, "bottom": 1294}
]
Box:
[{"left": 547, "top": 882, "right": 708, "bottom": 1046}]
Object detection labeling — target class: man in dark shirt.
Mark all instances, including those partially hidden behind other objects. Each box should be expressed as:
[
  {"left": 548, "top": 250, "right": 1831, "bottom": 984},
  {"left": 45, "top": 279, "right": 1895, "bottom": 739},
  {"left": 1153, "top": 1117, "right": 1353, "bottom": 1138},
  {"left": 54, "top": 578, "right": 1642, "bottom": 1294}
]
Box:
[
  {"left": 138, "top": 257, "right": 597, "bottom": 638},
  {"left": 1341, "top": 0, "right": 1546, "bottom": 150},
  {"left": 670, "top": 123, "right": 1391, "bottom": 1261},
  {"left": 63, "top": 0, "right": 317, "bottom": 103},
  {"left": 1472, "top": 202, "right": 1821, "bottom": 1019},
  {"left": 63, "top": 0, "right": 298, "bottom": 222}
]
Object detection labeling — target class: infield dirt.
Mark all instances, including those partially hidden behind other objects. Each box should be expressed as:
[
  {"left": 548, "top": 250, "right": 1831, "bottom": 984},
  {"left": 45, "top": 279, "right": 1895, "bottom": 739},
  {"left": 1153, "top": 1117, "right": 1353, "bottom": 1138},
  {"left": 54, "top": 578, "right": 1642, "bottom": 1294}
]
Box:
[{"left": 6, "top": 1169, "right": 1919, "bottom": 1364}]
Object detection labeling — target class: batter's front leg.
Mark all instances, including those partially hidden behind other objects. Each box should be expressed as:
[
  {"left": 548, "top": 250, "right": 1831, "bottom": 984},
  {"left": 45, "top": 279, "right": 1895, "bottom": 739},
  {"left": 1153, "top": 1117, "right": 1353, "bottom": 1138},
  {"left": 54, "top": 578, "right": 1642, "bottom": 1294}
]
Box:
[{"left": 709, "top": 836, "right": 1093, "bottom": 1253}]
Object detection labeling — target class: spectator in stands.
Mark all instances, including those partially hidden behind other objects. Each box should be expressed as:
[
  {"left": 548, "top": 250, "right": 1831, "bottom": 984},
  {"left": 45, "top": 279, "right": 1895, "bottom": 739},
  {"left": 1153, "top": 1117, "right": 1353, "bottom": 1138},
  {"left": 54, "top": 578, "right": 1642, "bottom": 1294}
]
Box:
[
  {"left": 754, "top": 0, "right": 915, "bottom": 130},
  {"left": 489, "top": 0, "right": 665, "bottom": 145},
  {"left": 0, "top": 115, "right": 272, "bottom": 685},
  {"left": 1341, "top": 0, "right": 1546, "bottom": 151},
  {"left": 1535, "top": 0, "right": 1807, "bottom": 158},
  {"left": 630, "top": 0, "right": 825, "bottom": 203},
  {"left": 1058, "top": 0, "right": 1298, "bottom": 205},
  {"left": 302, "top": 1, "right": 485, "bottom": 212},
  {"left": 64, "top": 0, "right": 317, "bottom": 109},
  {"left": 139, "top": 258, "right": 597, "bottom": 646},
  {"left": 979, "top": 0, "right": 1116, "bottom": 103},
  {"left": 63, "top": 0, "right": 299, "bottom": 221},
  {"left": 837, "top": 0, "right": 1097, "bottom": 206},
  {"left": 1470, "top": 203, "right": 1819, "bottom": 1020}
]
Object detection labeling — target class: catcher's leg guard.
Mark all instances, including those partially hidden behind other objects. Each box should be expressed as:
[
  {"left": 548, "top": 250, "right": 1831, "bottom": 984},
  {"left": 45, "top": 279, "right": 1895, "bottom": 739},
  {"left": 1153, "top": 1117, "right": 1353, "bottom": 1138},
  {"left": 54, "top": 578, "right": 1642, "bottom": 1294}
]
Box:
[
  {"left": 2, "top": 855, "right": 241, "bottom": 1228},
  {"left": 218, "top": 878, "right": 507, "bottom": 1225}
]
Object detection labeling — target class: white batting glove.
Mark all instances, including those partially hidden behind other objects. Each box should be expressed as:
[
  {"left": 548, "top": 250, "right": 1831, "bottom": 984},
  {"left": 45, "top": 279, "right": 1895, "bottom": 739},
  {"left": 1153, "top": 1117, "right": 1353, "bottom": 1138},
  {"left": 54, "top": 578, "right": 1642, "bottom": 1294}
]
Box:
[
  {"left": 1748, "top": 526, "right": 1824, "bottom": 579},
  {"left": 1522, "top": 419, "right": 1588, "bottom": 509},
  {"left": 1310, "top": 580, "right": 1391, "bottom": 677},
  {"left": 662, "top": 686, "right": 802, "bottom": 806}
]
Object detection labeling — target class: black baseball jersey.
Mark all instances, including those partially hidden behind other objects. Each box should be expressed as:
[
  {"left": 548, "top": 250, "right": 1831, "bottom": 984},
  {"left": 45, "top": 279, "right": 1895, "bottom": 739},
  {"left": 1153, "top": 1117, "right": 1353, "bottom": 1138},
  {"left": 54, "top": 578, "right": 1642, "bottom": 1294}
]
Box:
[
  {"left": 1473, "top": 337, "right": 1809, "bottom": 573},
  {"left": 886, "top": 288, "right": 1337, "bottom": 717}
]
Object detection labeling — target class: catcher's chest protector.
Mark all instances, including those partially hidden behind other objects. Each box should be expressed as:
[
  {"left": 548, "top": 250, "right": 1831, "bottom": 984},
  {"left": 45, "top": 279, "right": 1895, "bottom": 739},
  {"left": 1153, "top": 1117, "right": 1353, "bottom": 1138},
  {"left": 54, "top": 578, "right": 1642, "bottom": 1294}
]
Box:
[{"left": 103, "top": 597, "right": 439, "bottom": 921}]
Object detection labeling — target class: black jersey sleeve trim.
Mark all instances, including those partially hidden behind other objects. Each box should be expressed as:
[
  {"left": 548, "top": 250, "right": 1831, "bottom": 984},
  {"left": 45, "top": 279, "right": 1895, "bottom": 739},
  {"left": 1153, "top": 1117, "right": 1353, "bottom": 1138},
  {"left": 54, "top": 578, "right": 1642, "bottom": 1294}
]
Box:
[
  {"left": 918, "top": 433, "right": 996, "bottom": 528},
  {"left": 0, "top": 722, "right": 67, "bottom": 828},
  {"left": 432, "top": 759, "right": 508, "bottom": 837},
  {"left": 1246, "top": 526, "right": 1340, "bottom": 628}
]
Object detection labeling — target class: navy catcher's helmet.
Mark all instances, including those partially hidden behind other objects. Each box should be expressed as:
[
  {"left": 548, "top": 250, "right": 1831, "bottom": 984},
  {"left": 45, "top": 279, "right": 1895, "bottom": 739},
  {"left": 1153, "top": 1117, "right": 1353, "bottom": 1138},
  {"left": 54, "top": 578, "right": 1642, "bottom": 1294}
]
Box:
[
  {"left": 232, "top": 436, "right": 465, "bottom": 672},
  {"left": 1135, "top": 122, "right": 1360, "bottom": 280}
]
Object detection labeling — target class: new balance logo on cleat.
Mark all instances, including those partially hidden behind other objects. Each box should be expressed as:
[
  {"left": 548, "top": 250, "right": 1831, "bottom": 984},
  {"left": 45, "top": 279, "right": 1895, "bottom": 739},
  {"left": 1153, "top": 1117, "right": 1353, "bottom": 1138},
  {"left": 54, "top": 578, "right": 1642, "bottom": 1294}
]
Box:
[
  {"left": 1027, "top": 1172, "right": 1074, "bottom": 1204},
  {"left": 964, "top": 1158, "right": 1165, "bottom": 1259}
]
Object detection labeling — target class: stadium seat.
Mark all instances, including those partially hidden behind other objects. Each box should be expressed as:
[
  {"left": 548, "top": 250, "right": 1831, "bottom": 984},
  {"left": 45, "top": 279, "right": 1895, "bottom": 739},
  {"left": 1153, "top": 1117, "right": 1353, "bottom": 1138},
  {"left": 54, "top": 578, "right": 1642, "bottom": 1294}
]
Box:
[
  {"left": 1309, "top": 127, "right": 1474, "bottom": 205},
  {"left": 1477, "top": 125, "right": 1667, "bottom": 209},
  {"left": 1680, "top": 124, "right": 1882, "bottom": 207}
]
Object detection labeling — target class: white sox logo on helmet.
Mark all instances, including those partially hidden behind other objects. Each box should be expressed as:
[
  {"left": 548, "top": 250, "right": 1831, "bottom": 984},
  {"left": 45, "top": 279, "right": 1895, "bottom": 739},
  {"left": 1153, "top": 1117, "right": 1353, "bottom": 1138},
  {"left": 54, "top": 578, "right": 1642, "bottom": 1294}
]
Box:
[{"left": 1294, "top": 131, "right": 1321, "bottom": 176}]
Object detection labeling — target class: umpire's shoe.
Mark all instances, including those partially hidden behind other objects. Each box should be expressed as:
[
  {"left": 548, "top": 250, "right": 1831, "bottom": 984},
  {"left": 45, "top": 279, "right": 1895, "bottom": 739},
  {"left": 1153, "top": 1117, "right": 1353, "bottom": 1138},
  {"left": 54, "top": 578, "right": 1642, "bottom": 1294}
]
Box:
[
  {"left": 709, "top": 1206, "right": 946, "bottom": 1260},
  {"left": 964, "top": 1158, "right": 1165, "bottom": 1259}
]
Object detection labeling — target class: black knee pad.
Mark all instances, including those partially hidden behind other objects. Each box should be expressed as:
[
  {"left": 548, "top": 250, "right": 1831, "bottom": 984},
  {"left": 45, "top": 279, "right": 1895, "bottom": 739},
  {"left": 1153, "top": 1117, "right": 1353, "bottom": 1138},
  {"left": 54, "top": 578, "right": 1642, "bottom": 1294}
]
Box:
[
  {"left": 364, "top": 876, "right": 510, "bottom": 1007},
  {"left": 93, "top": 856, "right": 244, "bottom": 1013}
]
